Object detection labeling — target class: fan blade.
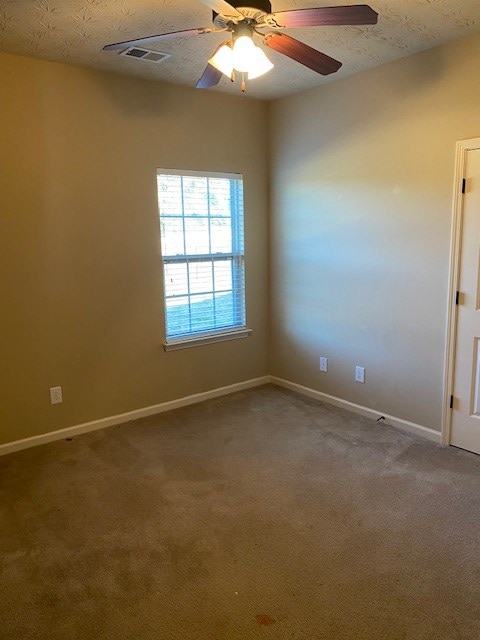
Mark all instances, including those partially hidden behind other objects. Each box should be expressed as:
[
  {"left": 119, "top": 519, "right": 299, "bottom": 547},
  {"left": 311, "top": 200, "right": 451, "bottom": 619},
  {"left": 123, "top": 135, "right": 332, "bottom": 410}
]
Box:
[
  {"left": 199, "top": 0, "right": 243, "bottom": 19},
  {"left": 103, "top": 28, "right": 210, "bottom": 52},
  {"left": 264, "top": 33, "right": 342, "bottom": 75},
  {"left": 196, "top": 63, "right": 223, "bottom": 89},
  {"left": 269, "top": 5, "right": 378, "bottom": 29}
]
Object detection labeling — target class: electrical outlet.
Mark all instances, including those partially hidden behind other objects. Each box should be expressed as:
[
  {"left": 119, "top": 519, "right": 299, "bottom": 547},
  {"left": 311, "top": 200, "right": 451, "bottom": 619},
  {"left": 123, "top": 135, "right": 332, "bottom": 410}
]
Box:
[
  {"left": 50, "top": 386, "right": 63, "bottom": 405},
  {"left": 355, "top": 366, "right": 365, "bottom": 384},
  {"left": 319, "top": 357, "right": 328, "bottom": 372}
]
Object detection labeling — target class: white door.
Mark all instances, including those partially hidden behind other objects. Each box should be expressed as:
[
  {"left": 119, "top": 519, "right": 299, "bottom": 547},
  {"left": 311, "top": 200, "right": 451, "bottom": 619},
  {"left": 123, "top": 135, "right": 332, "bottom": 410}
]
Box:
[{"left": 451, "top": 147, "right": 480, "bottom": 454}]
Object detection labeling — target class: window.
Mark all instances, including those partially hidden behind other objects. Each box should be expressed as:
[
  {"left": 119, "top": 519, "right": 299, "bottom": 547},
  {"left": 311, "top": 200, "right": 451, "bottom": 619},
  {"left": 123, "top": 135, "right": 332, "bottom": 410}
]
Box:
[{"left": 157, "top": 169, "right": 249, "bottom": 349}]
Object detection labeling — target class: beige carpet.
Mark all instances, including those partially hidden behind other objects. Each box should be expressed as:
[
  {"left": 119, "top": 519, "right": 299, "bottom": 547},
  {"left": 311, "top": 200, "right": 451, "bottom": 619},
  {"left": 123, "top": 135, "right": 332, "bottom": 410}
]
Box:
[{"left": 1, "top": 385, "right": 480, "bottom": 639}]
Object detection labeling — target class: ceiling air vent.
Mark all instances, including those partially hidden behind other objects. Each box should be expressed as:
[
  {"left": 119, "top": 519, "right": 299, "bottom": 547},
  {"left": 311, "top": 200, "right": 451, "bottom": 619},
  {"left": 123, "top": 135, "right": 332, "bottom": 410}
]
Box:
[{"left": 121, "top": 47, "right": 171, "bottom": 63}]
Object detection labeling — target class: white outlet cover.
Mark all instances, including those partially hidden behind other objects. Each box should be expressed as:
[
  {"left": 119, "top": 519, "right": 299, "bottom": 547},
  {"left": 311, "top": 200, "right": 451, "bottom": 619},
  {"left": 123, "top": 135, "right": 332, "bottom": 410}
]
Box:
[
  {"left": 320, "top": 357, "right": 328, "bottom": 372},
  {"left": 50, "top": 386, "right": 63, "bottom": 405},
  {"left": 355, "top": 367, "right": 365, "bottom": 383}
]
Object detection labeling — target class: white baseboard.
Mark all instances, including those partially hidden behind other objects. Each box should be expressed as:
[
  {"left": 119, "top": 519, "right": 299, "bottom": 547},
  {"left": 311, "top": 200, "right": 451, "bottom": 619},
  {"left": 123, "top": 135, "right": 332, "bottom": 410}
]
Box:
[
  {"left": 0, "top": 374, "right": 442, "bottom": 457},
  {"left": 270, "top": 376, "right": 442, "bottom": 444},
  {"left": 0, "top": 376, "right": 270, "bottom": 457}
]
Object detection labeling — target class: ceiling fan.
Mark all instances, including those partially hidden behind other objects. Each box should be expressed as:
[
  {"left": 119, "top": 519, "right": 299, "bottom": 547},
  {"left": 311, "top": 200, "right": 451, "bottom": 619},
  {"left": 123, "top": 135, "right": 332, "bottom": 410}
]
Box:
[{"left": 103, "top": 1, "right": 378, "bottom": 92}]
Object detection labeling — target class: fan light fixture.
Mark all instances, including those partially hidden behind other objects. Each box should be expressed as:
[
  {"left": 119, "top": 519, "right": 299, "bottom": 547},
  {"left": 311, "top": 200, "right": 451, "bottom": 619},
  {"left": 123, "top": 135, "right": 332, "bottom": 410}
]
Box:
[
  {"left": 103, "top": 1, "right": 379, "bottom": 92},
  {"left": 209, "top": 36, "right": 273, "bottom": 81}
]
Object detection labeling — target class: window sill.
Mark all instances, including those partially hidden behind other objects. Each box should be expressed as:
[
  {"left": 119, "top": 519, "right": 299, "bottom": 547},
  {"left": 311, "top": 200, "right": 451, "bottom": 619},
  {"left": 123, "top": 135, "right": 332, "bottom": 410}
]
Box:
[{"left": 163, "top": 328, "right": 252, "bottom": 352}]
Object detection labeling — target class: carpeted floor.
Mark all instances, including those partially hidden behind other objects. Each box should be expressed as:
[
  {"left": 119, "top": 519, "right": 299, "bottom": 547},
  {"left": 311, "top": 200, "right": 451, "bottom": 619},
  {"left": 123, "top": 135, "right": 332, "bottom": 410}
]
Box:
[{"left": 1, "top": 384, "right": 480, "bottom": 639}]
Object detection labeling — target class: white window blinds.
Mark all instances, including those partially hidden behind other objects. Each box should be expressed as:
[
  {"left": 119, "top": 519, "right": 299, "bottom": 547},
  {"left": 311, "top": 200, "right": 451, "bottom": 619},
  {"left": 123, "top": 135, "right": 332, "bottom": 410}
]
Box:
[{"left": 157, "top": 170, "right": 246, "bottom": 343}]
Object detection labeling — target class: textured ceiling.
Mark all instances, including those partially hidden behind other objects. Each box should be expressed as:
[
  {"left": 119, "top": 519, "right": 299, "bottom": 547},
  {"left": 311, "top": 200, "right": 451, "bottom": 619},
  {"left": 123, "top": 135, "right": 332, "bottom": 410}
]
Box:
[{"left": 0, "top": 0, "right": 479, "bottom": 99}]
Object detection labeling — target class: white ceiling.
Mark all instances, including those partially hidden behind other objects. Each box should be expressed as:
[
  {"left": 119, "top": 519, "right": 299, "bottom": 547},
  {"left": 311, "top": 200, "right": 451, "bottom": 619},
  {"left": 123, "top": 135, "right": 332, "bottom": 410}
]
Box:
[{"left": 0, "top": 0, "right": 479, "bottom": 100}]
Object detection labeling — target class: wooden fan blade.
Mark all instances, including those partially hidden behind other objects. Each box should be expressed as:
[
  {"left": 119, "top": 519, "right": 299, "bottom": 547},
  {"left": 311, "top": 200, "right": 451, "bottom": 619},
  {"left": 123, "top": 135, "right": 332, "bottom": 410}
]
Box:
[
  {"left": 103, "top": 28, "right": 210, "bottom": 51},
  {"left": 199, "top": 0, "right": 243, "bottom": 19},
  {"left": 264, "top": 33, "right": 342, "bottom": 75},
  {"left": 196, "top": 63, "right": 223, "bottom": 89},
  {"left": 269, "top": 5, "right": 378, "bottom": 29}
]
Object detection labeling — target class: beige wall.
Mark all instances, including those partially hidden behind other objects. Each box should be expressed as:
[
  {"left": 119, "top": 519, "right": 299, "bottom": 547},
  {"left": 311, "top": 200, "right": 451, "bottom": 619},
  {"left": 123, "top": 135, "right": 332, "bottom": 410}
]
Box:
[
  {"left": 0, "top": 52, "right": 269, "bottom": 445},
  {"left": 4, "top": 31, "right": 480, "bottom": 446},
  {"left": 269, "top": 33, "right": 480, "bottom": 432}
]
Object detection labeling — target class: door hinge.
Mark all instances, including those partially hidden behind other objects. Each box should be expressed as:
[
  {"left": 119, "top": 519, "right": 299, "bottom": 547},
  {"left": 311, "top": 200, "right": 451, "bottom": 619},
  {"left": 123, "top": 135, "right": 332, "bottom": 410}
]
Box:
[
  {"left": 456, "top": 290, "right": 460, "bottom": 305},
  {"left": 462, "top": 178, "right": 466, "bottom": 194},
  {"left": 450, "top": 395, "right": 454, "bottom": 409}
]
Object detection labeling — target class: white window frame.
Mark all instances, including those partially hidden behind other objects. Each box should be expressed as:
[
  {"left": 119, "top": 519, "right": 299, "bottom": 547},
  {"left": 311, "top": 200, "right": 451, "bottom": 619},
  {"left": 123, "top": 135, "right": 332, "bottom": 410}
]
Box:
[{"left": 157, "top": 168, "right": 251, "bottom": 351}]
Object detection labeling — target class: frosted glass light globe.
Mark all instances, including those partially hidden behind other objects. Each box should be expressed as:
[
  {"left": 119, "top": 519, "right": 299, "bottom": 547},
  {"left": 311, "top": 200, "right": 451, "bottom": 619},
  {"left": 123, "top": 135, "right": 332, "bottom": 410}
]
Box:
[
  {"left": 209, "top": 43, "right": 234, "bottom": 77},
  {"left": 248, "top": 47, "right": 274, "bottom": 79},
  {"left": 232, "top": 36, "right": 257, "bottom": 72}
]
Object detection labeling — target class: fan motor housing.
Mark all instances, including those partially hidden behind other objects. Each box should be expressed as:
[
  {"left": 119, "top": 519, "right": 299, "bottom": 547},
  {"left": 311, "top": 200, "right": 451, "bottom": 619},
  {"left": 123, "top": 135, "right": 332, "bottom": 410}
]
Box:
[
  {"left": 212, "top": 0, "right": 272, "bottom": 27},
  {"left": 232, "top": 0, "right": 272, "bottom": 12}
]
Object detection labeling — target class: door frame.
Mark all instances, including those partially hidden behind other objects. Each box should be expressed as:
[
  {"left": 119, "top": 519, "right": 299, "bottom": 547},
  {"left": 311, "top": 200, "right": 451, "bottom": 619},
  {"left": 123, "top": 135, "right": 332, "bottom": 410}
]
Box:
[{"left": 442, "top": 137, "right": 480, "bottom": 445}]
